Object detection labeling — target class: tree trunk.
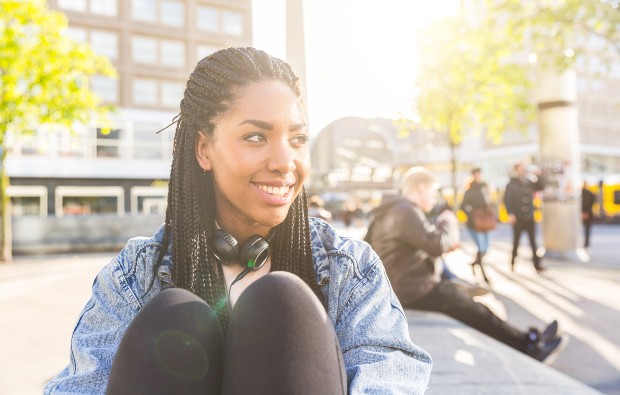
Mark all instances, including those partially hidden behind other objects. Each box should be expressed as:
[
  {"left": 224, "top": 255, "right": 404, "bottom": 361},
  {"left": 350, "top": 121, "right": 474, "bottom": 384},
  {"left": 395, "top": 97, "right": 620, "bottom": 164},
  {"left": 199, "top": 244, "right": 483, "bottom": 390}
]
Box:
[
  {"left": 449, "top": 138, "right": 458, "bottom": 202},
  {"left": 0, "top": 148, "right": 12, "bottom": 262}
]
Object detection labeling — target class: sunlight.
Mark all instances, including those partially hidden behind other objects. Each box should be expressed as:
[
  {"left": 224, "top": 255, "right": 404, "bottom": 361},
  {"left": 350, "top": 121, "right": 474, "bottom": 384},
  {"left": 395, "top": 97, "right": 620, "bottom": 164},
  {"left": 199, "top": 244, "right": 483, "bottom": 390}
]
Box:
[{"left": 253, "top": 0, "right": 460, "bottom": 134}]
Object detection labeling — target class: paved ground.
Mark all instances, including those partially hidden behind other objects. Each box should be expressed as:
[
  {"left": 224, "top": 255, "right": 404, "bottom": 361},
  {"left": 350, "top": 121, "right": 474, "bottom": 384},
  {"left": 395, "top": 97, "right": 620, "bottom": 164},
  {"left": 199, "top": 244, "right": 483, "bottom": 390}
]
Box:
[{"left": 0, "top": 222, "right": 618, "bottom": 394}]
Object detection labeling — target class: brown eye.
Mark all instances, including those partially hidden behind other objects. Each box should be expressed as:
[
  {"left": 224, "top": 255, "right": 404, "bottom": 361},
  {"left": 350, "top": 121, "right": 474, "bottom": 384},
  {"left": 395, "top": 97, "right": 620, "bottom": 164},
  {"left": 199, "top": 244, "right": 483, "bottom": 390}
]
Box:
[{"left": 245, "top": 133, "right": 266, "bottom": 143}]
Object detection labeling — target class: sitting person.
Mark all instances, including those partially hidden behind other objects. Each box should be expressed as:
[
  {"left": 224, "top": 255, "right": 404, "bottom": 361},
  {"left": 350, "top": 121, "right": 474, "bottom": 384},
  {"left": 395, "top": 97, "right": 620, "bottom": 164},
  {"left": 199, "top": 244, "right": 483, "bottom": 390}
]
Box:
[
  {"left": 365, "top": 166, "right": 566, "bottom": 362},
  {"left": 44, "top": 48, "right": 432, "bottom": 394}
]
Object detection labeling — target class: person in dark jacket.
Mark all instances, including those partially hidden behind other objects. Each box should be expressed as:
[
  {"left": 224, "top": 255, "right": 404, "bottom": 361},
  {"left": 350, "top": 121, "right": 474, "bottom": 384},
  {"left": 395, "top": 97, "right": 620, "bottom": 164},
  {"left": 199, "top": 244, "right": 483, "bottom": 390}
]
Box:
[
  {"left": 365, "top": 166, "right": 566, "bottom": 362},
  {"left": 504, "top": 162, "right": 545, "bottom": 272},
  {"left": 581, "top": 181, "right": 597, "bottom": 249},
  {"left": 460, "top": 167, "right": 493, "bottom": 283}
]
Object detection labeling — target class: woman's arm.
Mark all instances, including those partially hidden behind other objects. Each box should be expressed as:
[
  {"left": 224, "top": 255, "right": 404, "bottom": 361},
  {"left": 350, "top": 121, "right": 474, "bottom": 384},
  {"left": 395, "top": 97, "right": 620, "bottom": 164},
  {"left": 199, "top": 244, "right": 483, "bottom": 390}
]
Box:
[
  {"left": 43, "top": 250, "right": 144, "bottom": 394},
  {"left": 333, "top": 246, "right": 432, "bottom": 394}
]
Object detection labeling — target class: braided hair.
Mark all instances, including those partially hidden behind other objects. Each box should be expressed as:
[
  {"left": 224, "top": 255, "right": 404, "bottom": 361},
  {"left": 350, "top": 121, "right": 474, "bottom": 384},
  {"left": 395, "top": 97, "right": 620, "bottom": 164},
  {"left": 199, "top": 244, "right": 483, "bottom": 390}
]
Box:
[{"left": 159, "top": 47, "right": 321, "bottom": 331}]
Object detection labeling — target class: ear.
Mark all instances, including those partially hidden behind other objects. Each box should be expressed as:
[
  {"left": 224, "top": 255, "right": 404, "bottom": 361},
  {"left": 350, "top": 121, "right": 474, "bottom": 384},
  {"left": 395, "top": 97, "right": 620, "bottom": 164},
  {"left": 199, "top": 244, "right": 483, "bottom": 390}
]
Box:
[{"left": 195, "top": 132, "right": 213, "bottom": 171}]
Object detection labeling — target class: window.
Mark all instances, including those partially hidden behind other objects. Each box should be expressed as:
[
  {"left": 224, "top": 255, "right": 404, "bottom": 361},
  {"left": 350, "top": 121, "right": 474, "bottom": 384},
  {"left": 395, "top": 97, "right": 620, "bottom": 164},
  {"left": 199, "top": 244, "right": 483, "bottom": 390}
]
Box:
[
  {"left": 132, "top": 0, "right": 157, "bottom": 22},
  {"left": 160, "top": 81, "right": 184, "bottom": 108},
  {"left": 130, "top": 186, "right": 168, "bottom": 215},
  {"left": 160, "top": 0, "right": 184, "bottom": 27},
  {"left": 96, "top": 127, "right": 122, "bottom": 158},
  {"left": 197, "top": 44, "right": 219, "bottom": 61},
  {"left": 56, "top": 186, "right": 124, "bottom": 217},
  {"left": 90, "top": 0, "right": 117, "bottom": 16},
  {"left": 65, "top": 26, "right": 87, "bottom": 43},
  {"left": 160, "top": 40, "right": 185, "bottom": 68},
  {"left": 58, "top": 0, "right": 87, "bottom": 12},
  {"left": 91, "top": 76, "right": 118, "bottom": 103},
  {"left": 197, "top": 5, "right": 219, "bottom": 32},
  {"left": 132, "top": 79, "right": 158, "bottom": 105},
  {"left": 7, "top": 186, "right": 48, "bottom": 217},
  {"left": 133, "top": 123, "right": 164, "bottom": 159},
  {"left": 132, "top": 36, "right": 157, "bottom": 64},
  {"left": 90, "top": 30, "right": 118, "bottom": 60},
  {"left": 221, "top": 10, "right": 244, "bottom": 36}
]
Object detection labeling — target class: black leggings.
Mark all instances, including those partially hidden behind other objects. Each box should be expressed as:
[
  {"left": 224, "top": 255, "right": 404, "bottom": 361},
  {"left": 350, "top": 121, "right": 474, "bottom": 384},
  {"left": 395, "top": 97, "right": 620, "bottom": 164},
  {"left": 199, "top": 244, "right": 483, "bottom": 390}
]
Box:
[
  {"left": 411, "top": 279, "right": 528, "bottom": 352},
  {"left": 107, "top": 272, "right": 347, "bottom": 395}
]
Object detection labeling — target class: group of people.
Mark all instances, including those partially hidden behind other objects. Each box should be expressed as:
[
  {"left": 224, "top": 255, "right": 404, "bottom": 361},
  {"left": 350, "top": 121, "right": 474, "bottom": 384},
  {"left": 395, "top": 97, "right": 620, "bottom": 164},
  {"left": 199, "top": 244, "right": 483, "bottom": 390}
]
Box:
[
  {"left": 364, "top": 166, "right": 566, "bottom": 366},
  {"left": 45, "top": 48, "right": 572, "bottom": 394}
]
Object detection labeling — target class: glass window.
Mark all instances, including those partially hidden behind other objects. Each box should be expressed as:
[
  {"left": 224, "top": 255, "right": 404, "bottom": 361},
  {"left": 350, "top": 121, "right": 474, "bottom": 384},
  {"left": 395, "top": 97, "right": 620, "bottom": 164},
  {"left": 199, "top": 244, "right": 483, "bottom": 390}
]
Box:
[
  {"left": 160, "top": 81, "right": 184, "bottom": 108},
  {"left": 132, "top": 0, "right": 157, "bottom": 22},
  {"left": 96, "top": 127, "right": 121, "bottom": 157},
  {"left": 58, "top": 0, "right": 87, "bottom": 12},
  {"left": 62, "top": 196, "right": 118, "bottom": 215},
  {"left": 131, "top": 186, "right": 168, "bottom": 215},
  {"left": 221, "top": 10, "right": 244, "bottom": 36},
  {"left": 11, "top": 197, "right": 42, "bottom": 217},
  {"left": 197, "top": 44, "right": 219, "bottom": 61},
  {"left": 90, "top": 0, "right": 117, "bottom": 16},
  {"left": 132, "top": 36, "right": 157, "bottom": 64},
  {"left": 65, "top": 26, "right": 87, "bottom": 43},
  {"left": 91, "top": 76, "right": 118, "bottom": 103},
  {"left": 90, "top": 30, "right": 118, "bottom": 60},
  {"left": 132, "top": 79, "right": 158, "bottom": 105},
  {"left": 160, "top": 40, "right": 185, "bottom": 67},
  {"left": 161, "top": 0, "right": 184, "bottom": 27},
  {"left": 197, "top": 5, "right": 219, "bottom": 32},
  {"left": 133, "top": 123, "right": 163, "bottom": 159}
]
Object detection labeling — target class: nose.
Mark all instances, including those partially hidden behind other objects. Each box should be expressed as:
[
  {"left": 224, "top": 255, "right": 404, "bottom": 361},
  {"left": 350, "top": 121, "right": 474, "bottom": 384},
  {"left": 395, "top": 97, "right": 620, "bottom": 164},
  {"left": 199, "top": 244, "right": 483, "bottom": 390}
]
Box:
[{"left": 267, "top": 139, "right": 296, "bottom": 175}]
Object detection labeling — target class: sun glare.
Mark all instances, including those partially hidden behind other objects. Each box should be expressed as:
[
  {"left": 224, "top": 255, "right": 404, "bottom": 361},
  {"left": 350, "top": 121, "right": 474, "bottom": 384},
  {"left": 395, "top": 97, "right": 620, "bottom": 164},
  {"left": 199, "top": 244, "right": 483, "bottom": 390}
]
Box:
[{"left": 253, "top": 0, "right": 460, "bottom": 134}]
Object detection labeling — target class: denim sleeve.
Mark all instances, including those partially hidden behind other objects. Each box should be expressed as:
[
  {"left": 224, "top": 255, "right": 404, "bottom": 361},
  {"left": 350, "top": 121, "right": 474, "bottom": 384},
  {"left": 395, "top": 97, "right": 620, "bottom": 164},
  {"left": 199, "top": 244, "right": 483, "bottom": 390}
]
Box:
[
  {"left": 43, "top": 253, "right": 142, "bottom": 394},
  {"left": 335, "top": 248, "right": 432, "bottom": 394}
]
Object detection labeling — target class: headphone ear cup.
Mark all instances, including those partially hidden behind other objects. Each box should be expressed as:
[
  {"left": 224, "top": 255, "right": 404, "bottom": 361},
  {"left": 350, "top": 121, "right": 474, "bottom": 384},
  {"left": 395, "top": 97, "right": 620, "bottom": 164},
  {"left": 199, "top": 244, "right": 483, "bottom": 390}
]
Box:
[
  {"left": 210, "top": 229, "right": 239, "bottom": 265},
  {"left": 239, "top": 235, "right": 271, "bottom": 271}
]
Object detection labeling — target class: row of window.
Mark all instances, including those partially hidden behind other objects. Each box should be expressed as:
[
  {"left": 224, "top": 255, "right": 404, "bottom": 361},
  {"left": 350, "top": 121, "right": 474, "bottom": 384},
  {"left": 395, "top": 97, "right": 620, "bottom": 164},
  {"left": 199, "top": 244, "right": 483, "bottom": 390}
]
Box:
[
  {"left": 9, "top": 185, "right": 168, "bottom": 217},
  {"left": 66, "top": 27, "right": 221, "bottom": 69},
  {"left": 58, "top": 0, "right": 246, "bottom": 36},
  {"left": 10, "top": 123, "right": 175, "bottom": 160},
  {"left": 87, "top": 76, "right": 185, "bottom": 108}
]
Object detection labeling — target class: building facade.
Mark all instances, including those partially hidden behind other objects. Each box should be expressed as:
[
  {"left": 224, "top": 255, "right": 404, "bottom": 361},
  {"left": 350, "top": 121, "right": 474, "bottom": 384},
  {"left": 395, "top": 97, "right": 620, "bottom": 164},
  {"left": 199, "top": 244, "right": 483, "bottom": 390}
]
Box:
[{"left": 7, "top": 0, "right": 252, "bottom": 219}]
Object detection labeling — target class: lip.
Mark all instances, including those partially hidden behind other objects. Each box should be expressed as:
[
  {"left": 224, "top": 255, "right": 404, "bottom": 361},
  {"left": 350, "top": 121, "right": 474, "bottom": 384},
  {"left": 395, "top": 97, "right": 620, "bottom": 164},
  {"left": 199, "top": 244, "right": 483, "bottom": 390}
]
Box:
[{"left": 252, "top": 182, "right": 295, "bottom": 205}]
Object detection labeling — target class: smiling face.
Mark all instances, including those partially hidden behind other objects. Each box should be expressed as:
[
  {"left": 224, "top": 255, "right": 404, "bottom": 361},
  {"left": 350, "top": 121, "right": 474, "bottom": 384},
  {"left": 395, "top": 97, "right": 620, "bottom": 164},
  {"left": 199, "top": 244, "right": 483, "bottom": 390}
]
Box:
[{"left": 195, "top": 80, "right": 310, "bottom": 240}]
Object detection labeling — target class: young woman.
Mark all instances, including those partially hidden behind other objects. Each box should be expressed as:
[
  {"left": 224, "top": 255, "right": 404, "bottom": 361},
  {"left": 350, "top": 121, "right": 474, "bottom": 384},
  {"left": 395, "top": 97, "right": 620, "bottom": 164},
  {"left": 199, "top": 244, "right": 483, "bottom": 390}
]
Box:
[
  {"left": 460, "top": 167, "right": 493, "bottom": 283},
  {"left": 44, "top": 47, "right": 432, "bottom": 394}
]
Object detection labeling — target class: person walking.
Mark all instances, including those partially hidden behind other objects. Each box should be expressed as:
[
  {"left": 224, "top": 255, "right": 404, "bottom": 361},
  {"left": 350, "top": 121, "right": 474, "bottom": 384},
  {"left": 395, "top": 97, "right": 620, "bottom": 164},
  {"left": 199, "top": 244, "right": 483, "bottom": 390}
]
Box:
[
  {"left": 44, "top": 48, "right": 431, "bottom": 394},
  {"left": 581, "top": 181, "right": 596, "bottom": 249},
  {"left": 504, "top": 162, "right": 546, "bottom": 272},
  {"left": 460, "top": 167, "right": 494, "bottom": 283},
  {"left": 365, "top": 166, "right": 566, "bottom": 363}
]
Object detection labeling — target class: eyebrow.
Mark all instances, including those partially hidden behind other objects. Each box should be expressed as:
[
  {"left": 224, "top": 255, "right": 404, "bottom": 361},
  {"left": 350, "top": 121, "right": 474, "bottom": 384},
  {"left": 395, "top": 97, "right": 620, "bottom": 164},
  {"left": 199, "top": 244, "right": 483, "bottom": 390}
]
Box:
[{"left": 239, "top": 119, "right": 306, "bottom": 132}]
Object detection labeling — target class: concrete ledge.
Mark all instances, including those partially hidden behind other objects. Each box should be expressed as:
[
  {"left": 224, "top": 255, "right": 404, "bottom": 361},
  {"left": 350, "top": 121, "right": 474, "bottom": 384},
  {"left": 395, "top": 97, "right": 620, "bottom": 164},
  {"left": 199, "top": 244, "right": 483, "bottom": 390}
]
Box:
[{"left": 406, "top": 310, "right": 603, "bottom": 395}]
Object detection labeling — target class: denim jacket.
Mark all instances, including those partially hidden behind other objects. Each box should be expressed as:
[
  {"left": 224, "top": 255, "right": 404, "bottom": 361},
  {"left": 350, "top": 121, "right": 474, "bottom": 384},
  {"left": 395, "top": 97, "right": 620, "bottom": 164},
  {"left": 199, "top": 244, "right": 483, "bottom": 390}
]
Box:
[{"left": 44, "top": 218, "right": 432, "bottom": 394}]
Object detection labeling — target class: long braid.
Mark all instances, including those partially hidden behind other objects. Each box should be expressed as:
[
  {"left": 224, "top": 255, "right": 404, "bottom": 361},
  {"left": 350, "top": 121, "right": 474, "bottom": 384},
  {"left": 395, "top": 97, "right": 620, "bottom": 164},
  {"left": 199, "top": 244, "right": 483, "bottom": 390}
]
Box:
[{"left": 160, "top": 48, "right": 320, "bottom": 331}]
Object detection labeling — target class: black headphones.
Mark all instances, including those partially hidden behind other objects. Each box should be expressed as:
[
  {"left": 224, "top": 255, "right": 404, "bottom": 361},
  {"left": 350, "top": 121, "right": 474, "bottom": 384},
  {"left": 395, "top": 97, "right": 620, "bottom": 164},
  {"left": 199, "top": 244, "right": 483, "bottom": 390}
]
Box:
[
  {"left": 210, "top": 228, "right": 272, "bottom": 272},
  {"left": 211, "top": 228, "right": 278, "bottom": 292}
]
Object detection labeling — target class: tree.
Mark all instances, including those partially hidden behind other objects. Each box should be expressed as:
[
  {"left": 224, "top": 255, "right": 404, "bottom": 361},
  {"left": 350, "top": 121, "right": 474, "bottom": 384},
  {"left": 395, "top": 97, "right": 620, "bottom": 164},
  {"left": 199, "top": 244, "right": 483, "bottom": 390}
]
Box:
[
  {"left": 405, "top": 11, "right": 534, "bottom": 195},
  {"left": 0, "top": 0, "right": 116, "bottom": 261},
  {"left": 485, "top": 0, "right": 620, "bottom": 68}
]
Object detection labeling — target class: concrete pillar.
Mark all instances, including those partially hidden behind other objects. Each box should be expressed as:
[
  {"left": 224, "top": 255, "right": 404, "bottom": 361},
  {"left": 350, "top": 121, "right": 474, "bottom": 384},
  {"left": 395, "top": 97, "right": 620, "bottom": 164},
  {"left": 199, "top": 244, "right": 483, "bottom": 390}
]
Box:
[
  {"left": 285, "top": 0, "right": 308, "bottom": 105},
  {"left": 536, "top": 65, "right": 583, "bottom": 258}
]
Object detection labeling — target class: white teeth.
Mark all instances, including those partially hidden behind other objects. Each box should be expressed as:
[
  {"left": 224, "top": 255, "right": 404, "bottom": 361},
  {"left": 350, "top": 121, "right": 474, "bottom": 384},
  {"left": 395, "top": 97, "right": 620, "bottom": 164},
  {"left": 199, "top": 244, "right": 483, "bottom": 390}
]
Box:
[{"left": 257, "top": 184, "right": 290, "bottom": 196}]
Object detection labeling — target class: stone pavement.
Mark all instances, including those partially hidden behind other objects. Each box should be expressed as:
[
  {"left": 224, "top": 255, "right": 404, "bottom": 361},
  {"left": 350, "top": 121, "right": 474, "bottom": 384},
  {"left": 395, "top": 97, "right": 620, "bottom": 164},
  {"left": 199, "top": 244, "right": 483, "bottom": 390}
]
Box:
[{"left": 1, "top": 223, "right": 619, "bottom": 394}]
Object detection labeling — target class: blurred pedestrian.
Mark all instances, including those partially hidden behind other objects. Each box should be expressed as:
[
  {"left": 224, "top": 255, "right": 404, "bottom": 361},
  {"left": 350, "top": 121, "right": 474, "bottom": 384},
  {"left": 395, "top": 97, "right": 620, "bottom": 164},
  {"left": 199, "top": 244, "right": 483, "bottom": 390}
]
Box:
[
  {"left": 460, "top": 167, "right": 494, "bottom": 283},
  {"left": 365, "top": 166, "right": 566, "bottom": 363},
  {"left": 504, "top": 162, "right": 546, "bottom": 272},
  {"left": 307, "top": 195, "right": 333, "bottom": 223},
  {"left": 581, "top": 181, "right": 596, "bottom": 249}
]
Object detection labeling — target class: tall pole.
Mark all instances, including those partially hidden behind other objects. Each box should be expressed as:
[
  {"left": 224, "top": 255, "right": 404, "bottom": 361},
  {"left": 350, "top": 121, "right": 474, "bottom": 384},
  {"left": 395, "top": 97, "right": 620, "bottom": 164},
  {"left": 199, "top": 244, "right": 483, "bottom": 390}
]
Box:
[
  {"left": 285, "top": 0, "right": 308, "bottom": 107},
  {"left": 536, "top": 62, "right": 583, "bottom": 259}
]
